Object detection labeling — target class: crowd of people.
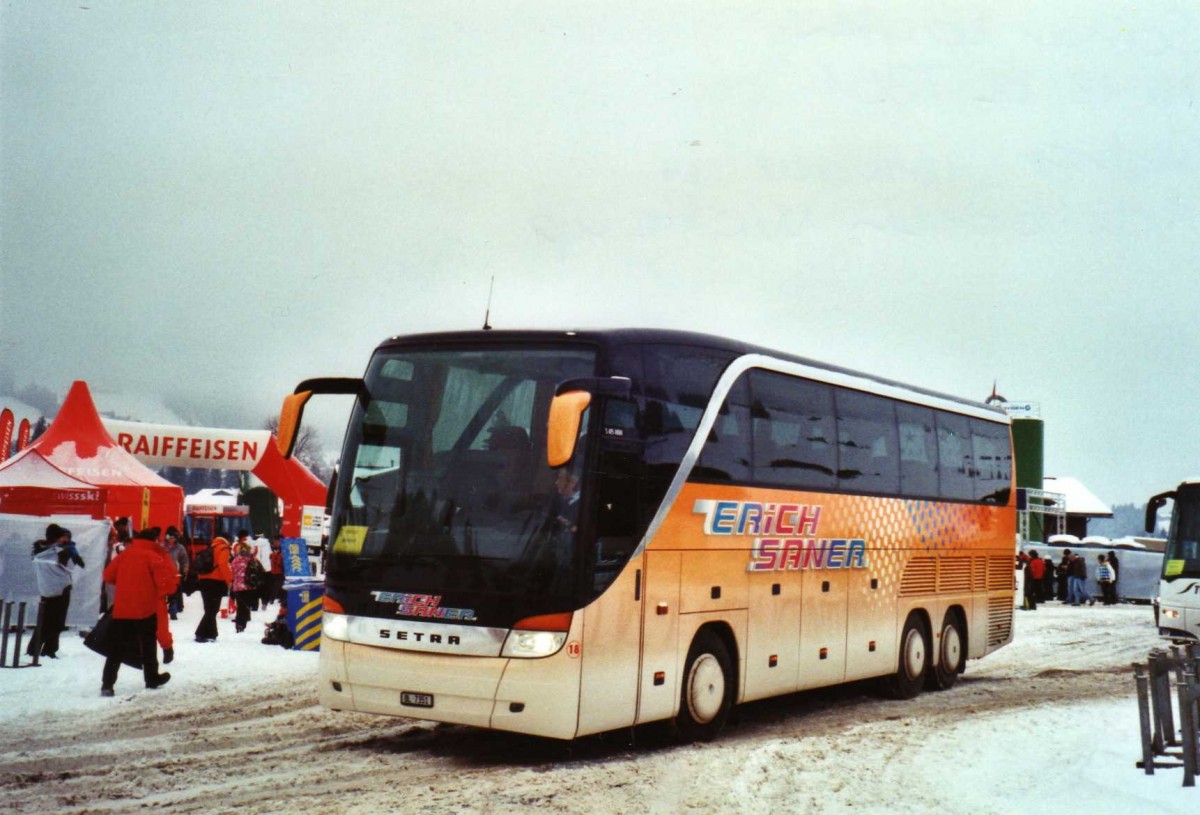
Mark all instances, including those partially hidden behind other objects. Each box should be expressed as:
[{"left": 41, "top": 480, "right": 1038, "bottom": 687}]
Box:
[
  {"left": 1018, "top": 547, "right": 1122, "bottom": 610},
  {"left": 24, "top": 517, "right": 291, "bottom": 697}
]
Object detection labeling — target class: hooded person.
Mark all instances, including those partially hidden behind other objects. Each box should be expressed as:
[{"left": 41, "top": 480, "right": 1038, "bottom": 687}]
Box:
[
  {"left": 194, "top": 535, "right": 233, "bottom": 643},
  {"left": 163, "top": 527, "right": 189, "bottom": 622},
  {"left": 26, "top": 524, "right": 83, "bottom": 659},
  {"left": 100, "top": 526, "right": 178, "bottom": 695}
]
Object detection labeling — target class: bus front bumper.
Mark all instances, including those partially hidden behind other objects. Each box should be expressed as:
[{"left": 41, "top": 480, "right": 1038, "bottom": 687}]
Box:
[{"left": 318, "top": 638, "right": 584, "bottom": 740}]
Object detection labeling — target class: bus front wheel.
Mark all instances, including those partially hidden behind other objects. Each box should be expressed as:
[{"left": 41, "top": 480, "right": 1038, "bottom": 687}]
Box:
[
  {"left": 885, "top": 614, "right": 929, "bottom": 700},
  {"left": 675, "top": 630, "right": 734, "bottom": 742}
]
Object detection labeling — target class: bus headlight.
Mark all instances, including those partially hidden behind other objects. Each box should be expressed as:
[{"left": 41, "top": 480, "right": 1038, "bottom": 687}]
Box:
[
  {"left": 323, "top": 612, "right": 350, "bottom": 641},
  {"left": 502, "top": 630, "right": 568, "bottom": 658},
  {"left": 1162, "top": 608, "right": 1182, "bottom": 620},
  {"left": 500, "top": 612, "right": 572, "bottom": 658}
]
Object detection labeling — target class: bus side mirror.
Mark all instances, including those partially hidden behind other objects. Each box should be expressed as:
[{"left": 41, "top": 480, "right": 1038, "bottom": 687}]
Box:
[
  {"left": 276, "top": 377, "right": 368, "bottom": 459},
  {"left": 277, "top": 391, "right": 314, "bottom": 458},
  {"left": 1146, "top": 491, "right": 1175, "bottom": 533},
  {"left": 547, "top": 392, "right": 591, "bottom": 468},
  {"left": 546, "top": 377, "right": 632, "bottom": 468}
]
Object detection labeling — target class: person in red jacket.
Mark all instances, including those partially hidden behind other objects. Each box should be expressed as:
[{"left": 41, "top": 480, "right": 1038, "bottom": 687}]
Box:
[
  {"left": 194, "top": 536, "right": 233, "bottom": 643},
  {"left": 100, "top": 527, "right": 179, "bottom": 696},
  {"left": 1024, "top": 549, "right": 1046, "bottom": 611}
]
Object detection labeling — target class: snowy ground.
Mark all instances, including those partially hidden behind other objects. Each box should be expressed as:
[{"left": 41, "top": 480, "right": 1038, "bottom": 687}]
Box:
[{"left": 0, "top": 599, "right": 1195, "bottom": 814}]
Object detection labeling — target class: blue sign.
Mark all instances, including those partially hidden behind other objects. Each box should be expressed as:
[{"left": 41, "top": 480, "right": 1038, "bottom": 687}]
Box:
[{"left": 280, "top": 537, "right": 312, "bottom": 578}]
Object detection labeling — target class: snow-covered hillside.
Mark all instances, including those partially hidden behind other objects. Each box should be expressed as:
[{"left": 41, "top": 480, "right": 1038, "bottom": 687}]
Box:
[
  {"left": 0, "top": 387, "right": 192, "bottom": 428},
  {"left": 0, "top": 602, "right": 1194, "bottom": 814},
  {"left": 0, "top": 396, "right": 41, "bottom": 427}
]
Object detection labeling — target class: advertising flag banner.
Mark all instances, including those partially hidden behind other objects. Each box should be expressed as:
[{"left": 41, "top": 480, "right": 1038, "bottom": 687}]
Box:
[
  {"left": 16, "top": 418, "right": 31, "bottom": 451},
  {"left": 0, "top": 408, "right": 13, "bottom": 463}
]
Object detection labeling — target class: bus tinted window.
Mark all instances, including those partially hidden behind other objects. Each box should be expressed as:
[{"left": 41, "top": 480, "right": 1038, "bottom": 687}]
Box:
[
  {"left": 695, "top": 377, "right": 752, "bottom": 483},
  {"left": 750, "top": 370, "right": 837, "bottom": 489},
  {"left": 835, "top": 388, "right": 899, "bottom": 495},
  {"left": 641, "top": 343, "right": 737, "bottom": 502},
  {"left": 897, "top": 403, "right": 939, "bottom": 498},
  {"left": 642, "top": 345, "right": 733, "bottom": 443},
  {"left": 971, "top": 419, "right": 1012, "bottom": 503},
  {"left": 935, "top": 411, "right": 974, "bottom": 501}
]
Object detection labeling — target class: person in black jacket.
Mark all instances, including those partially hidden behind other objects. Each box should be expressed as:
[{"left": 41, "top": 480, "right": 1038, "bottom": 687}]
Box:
[
  {"left": 1055, "top": 550, "right": 1072, "bottom": 602},
  {"left": 1107, "top": 550, "right": 1121, "bottom": 601}
]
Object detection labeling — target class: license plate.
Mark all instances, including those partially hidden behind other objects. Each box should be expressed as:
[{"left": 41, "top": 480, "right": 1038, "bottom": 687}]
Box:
[{"left": 401, "top": 691, "right": 434, "bottom": 709}]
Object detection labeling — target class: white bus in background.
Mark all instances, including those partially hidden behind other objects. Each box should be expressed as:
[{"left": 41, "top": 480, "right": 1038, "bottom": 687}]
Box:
[
  {"left": 1147, "top": 480, "right": 1200, "bottom": 640},
  {"left": 1019, "top": 537, "right": 1163, "bottom": 604}
]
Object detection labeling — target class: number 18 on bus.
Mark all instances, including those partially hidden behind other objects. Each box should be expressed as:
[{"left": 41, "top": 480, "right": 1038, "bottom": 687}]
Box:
[{"left": 276, "top": 329, "right": 1016, "bottom": 741}]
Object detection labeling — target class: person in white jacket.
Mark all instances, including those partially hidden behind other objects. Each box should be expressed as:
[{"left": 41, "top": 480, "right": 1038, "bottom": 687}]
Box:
[{"left": 26, "top": 523, "right": 84, "bottom": 659}]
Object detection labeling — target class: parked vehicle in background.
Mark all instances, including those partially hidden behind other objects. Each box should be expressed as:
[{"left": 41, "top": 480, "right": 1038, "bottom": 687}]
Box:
[
  {"left": 1018, "top": 540, "right": 1163, "bottom": 604},
  {"left": 1147, "top": 481, "right": 1200, "bottom": 640}
]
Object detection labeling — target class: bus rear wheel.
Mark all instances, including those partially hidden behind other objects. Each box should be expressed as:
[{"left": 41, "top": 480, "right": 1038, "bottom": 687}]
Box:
[
  {"left": 927, "top": 613, "right": 964, "bottom": 691},
  {"left": 675, "top": 630, "right": 734, "bottom": 742},
  {"left": 884, "top": 614, "right": 929, "bottom": 700}
]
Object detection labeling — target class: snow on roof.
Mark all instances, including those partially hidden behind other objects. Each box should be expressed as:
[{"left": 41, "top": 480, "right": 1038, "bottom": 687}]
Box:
[
  {"left": 1043, "top": 475, "right": 1113, "bottom": 517},
  {"left": 185, "top": 488, "right": 241, "bottom": 506},
  {"left": 0, "top": 448, "right": 99, "bottom": 489}
]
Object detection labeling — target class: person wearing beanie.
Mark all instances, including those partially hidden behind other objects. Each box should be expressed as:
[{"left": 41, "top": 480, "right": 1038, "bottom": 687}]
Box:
[
  {"left": 25, "top": 524, "right": 81, "bottom": 659},
  {"left": 162, "top": 528, "right": 189, "bottom": 623},
  {"left": 100, "top": 526, "right": 178, "bottom": 695}
]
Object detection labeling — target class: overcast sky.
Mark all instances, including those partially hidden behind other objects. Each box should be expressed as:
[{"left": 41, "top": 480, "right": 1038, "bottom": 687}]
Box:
[{"left": 2, "top": 2, "right": 1197, "bottom": 506}]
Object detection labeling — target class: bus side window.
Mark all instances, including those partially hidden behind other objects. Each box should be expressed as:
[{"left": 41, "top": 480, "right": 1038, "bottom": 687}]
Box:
[
  {"left": 971, "top": 419, "right": 1012, "bottom": 504},
  {"left": 749, "top": 370, "right": 837, "bottom": 490},
  {"left": 834, "top": 388, "right": 899, "bottom": 495},
  {"left": 935, "top": 411, "right": 974, "bottom": 501},
  {"left": 640, "top": 343, "right": 737, "bottom": 512},
  {"left": 695, "top": 376, "right": 752, "bottom": 483},
  {"left": 897, "top": 403, "right": 939, "bottom": 499}
]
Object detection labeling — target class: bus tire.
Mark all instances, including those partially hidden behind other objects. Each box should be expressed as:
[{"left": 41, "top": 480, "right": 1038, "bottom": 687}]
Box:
[
  {"left": 675, "top": 629, "right": 734, "bottom": 742},
  {"left": 885, "top": 613, "right": 929, "bottom": 700},
  {"left": 927, "top": 612, "right": 964, "bottom": 691}
]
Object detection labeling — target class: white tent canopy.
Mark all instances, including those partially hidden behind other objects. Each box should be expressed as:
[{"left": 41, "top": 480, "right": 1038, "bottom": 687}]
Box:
[{"left": 0, "top": 514, "right": 108, "bottom": 627}]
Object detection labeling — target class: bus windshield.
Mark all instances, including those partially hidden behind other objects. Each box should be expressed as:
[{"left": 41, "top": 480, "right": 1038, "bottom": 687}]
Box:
[
  {"left": 329, "top": 345, "right": 597, "bottom": 625},
  {"left": 1164, "top": 485, "right": 1200, "bottom": 581}
]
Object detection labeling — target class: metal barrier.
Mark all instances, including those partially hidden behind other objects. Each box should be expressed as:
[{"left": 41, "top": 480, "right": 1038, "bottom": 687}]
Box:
[
  {"left": 0, "top": 598, "right": 44, "bottom": 669},
  {"left": 1134, "top": 645, "right": 1200, "bottom": 787}
]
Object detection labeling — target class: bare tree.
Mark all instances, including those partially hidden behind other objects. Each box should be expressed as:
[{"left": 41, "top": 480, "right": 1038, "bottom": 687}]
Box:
[{"left": 264, "top": 416, "right": 329, "bottom": 482}]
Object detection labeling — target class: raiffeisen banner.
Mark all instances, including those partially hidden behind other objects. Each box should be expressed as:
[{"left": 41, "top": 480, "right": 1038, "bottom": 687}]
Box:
[{"left": 103, "top": 419, "right": 271, "bottom": 471}]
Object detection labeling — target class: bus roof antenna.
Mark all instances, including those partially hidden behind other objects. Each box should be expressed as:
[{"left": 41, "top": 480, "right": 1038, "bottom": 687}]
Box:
[{"left": 482, "top": 276, "right": 495, "bottom": 330}]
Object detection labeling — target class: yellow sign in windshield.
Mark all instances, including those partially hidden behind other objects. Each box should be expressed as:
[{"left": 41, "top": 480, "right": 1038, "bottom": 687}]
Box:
[
  {"left": 1165, "top": 559, "right": 1185, "bottom": 577},
  {"left": 334, "top": 525, "right": 367, "bottom": 556}
]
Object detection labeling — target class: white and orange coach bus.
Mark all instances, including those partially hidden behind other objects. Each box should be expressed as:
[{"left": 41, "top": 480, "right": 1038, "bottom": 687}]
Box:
[{"left": 276, "top": 330, "right": 1015, "bottom": 741}]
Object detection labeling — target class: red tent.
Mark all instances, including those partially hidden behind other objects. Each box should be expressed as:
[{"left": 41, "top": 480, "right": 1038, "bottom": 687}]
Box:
[
  {"left": 18, "top": 381, "right": 183, "bottom": 530},
  {"left": 0, "top": 448, "right": 108, "bottom": 518}
]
